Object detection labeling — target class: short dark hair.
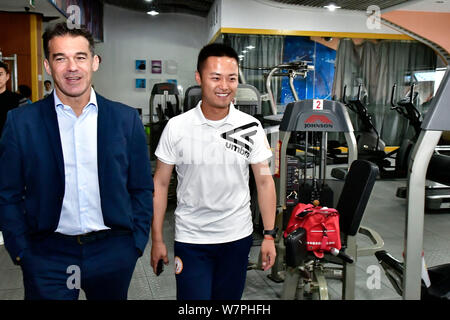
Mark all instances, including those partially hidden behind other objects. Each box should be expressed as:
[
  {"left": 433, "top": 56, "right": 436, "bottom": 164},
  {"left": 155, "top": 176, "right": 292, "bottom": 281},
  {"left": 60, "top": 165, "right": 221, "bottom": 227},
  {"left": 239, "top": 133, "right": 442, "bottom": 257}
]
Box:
[
  {"left": 0, "top": 61, "right": 10, "bottom": 74},
  {"left": 43, "top": 23, "right": 95, "bottom": 59},
  {"left": 18, "top": 85, "right": 32, "bottom": 98},
  {"left": 197, "top": 43, "right": 239, "bottom": 74},
  {"left": 44, "top": 80, "right": 51, "bottom": 85}
]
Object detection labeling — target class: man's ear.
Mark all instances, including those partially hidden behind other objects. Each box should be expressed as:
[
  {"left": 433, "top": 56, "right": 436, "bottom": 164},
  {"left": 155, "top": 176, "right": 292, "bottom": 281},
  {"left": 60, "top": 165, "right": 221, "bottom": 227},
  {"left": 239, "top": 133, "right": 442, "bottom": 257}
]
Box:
[
  {"left": 195, "top": 71, "right": 202, "bottom": 86},
  {"left": 92, "top": 55, "right": 100, "bottom": 72},
  {"left": 43, "top": 59, "right": 52, "bottom": 76}
]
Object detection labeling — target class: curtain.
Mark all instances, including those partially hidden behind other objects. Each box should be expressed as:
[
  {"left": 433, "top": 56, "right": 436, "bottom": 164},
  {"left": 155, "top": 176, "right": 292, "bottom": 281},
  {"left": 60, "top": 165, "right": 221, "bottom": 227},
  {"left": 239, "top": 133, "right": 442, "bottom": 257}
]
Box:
[
  {"left": 332, "top": 39, "right": 437, "bottom": 145},
  {"left": 224, "top": 34, "right": 284, "bottom": 115}
]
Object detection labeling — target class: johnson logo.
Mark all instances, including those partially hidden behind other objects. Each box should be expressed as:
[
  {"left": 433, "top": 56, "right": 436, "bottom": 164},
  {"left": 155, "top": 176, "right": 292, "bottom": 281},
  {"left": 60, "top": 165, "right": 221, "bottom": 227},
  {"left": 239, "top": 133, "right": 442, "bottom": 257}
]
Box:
[{"left": 304, "top": 115, "right": 333, "bottom": 129}]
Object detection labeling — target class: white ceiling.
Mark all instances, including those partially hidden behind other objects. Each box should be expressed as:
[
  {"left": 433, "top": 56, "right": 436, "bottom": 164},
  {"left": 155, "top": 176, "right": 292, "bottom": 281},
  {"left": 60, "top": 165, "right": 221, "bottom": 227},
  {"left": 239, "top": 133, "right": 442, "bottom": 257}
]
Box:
[
  {"left": 385, "top": 0, "right": 450, "bottom": 12},
  {"left": 0, "top": 0, "right": 449, "bottom": 22}
]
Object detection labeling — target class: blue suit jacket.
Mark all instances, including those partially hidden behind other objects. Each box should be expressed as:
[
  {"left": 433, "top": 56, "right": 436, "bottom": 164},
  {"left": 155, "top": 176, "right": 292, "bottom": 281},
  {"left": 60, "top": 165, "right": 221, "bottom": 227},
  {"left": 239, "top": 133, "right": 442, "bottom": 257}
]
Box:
[{"left": 0, "top": 93, "right": 153, "bottom": 263}]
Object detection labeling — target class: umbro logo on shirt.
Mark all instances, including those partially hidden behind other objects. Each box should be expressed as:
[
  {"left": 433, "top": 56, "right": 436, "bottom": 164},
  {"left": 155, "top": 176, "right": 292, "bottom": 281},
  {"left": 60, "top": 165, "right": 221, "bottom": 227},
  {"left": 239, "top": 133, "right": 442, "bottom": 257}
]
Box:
[{"left": 221, "top": 122, "right": 259, "bottom": 159}]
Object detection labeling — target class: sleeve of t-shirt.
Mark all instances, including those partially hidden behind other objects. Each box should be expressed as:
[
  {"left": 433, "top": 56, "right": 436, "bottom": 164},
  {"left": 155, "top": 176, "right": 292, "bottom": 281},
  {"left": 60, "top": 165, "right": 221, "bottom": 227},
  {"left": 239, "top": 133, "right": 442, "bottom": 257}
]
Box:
[
  {"left": 249, "top": 120, "right": 273, "bottom": 164},
  {"left": 154, "top": 119, "right": 177, "bottom": 165}
]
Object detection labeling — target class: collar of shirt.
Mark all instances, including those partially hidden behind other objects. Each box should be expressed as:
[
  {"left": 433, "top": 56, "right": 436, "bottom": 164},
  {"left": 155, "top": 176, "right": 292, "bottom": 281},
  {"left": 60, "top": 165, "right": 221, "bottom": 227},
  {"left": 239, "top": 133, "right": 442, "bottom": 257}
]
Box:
[
  {"left": 53, "top": 87, "right": 98, "bottom": 114},
  {"left": 193, "top": 100, "right": 237, "bottom": 126}
]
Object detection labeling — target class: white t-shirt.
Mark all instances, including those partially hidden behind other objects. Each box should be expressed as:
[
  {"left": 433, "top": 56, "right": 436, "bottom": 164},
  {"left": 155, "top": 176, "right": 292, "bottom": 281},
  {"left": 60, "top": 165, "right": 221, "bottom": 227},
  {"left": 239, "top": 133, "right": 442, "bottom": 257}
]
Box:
[{"left": 155, "top": 101, "right": 272, "bottom": 244}]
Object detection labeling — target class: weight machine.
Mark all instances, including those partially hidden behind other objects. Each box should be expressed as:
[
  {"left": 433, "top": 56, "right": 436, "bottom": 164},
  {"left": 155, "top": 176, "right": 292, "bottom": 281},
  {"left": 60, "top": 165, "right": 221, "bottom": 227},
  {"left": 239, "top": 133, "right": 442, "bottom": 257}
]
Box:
[
  {"left": 148, "top": 82, "right": 181, "bottom": 160},
  {"left": 283, "top": 159, "right": 380, "bottom": 300},
  {"left": 267, "top": 99, "right": 383, "bottom": 299}
]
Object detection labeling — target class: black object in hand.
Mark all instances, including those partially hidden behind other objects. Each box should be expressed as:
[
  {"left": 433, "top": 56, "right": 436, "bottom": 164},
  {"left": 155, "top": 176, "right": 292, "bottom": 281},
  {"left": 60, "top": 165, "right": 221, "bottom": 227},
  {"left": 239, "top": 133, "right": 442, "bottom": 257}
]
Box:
[{"left": 156, "top": 259, "right": 164, "bottom": 276}]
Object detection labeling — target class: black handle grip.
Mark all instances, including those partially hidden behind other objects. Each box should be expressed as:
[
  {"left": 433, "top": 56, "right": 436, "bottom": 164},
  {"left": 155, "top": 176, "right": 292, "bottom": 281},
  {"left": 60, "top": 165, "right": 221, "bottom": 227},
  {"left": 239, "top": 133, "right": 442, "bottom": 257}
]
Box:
[
  {"left": 330, "top": 247, "right": 354, "bottom": 264},
  {"left": 391, "top": 84, "right": 396, "bottom": 108}
]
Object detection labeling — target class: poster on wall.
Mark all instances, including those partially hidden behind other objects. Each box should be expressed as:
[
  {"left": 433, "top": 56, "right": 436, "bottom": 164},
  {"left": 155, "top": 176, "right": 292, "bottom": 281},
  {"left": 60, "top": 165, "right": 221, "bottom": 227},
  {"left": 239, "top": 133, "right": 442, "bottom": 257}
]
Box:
[
  {"left": 135, "top": 78, "right": 146, "bottom": 89},
  {"left": 280, "top": 36, "right": 336, "bottom": 103},
  {"left": 165, "top": 60, "right": 178, "bottom": 75},
  {"left": 135, "top": 60, "right": 146, "bottom": 72},
  {"left": 151, "top": 60, "right": 162, "bottom": 74}
]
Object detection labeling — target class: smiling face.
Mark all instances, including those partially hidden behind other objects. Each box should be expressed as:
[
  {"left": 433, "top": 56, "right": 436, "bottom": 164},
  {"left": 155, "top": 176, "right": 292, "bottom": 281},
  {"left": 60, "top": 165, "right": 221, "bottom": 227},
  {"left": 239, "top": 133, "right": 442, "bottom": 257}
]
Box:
[
  {"left": 43, "top": 35, "right": 99, "bottom": 105},
  {"left": 195, "top": 56, "right": 239, "bottom": 111}
]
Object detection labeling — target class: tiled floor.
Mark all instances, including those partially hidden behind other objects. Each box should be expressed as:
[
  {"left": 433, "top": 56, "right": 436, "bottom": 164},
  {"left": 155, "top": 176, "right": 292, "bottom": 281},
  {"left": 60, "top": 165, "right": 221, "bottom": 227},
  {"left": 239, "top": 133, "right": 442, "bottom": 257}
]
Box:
[{"left": 1, "top": 178, "right": 450, "bottom": 300}]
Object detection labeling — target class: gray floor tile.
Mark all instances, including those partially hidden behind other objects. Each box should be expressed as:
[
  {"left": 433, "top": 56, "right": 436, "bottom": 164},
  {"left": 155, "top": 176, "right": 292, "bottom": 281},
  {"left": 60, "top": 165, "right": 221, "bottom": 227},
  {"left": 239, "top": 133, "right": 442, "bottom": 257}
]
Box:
[
  {"left": 0, "top": 288, "right": 24, "bottom": 300},
  {"left": 0, "top": 268, "right": 23, "bottom": 290},
  {"left": 243, "top": 271, "right": 281, "bottom": 300},
  {"left": 127, "top": 276, "right": 154, "bottom": 300},
  {"left": 148, "top": 274, "right": 176, "bottom": 299}
]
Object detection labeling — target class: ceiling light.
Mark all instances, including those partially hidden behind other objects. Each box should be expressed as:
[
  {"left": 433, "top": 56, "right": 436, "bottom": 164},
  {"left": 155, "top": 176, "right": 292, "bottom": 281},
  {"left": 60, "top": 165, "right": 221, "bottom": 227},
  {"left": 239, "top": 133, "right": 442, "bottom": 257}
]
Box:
[
  {"left": 241, "top": 50, "right": 248, "bottom": 54},
  {"left": 246, "top": 45, "right": 255, "bottom": 50},
  {"left": 324, "top": 3, "right": 341, "bottom": 11},
  {"left": 145, "top": 0, "right": 153, "bottom": 2},
  {"left": 147, "top": 10, "right": 159, "bottom": 16},
  {"left": 238, "top": 55, "right": 245, "bottom": 59}
]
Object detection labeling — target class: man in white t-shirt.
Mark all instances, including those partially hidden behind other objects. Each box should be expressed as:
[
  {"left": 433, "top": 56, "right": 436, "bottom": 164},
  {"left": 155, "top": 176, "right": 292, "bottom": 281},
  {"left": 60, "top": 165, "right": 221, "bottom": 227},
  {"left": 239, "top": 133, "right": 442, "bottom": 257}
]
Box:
[
  {"left": 43, "top": 80, "right": 52, "bottom": 97},
  {"left": 150, "top": 43, "right": 277, "bottom": 300}
]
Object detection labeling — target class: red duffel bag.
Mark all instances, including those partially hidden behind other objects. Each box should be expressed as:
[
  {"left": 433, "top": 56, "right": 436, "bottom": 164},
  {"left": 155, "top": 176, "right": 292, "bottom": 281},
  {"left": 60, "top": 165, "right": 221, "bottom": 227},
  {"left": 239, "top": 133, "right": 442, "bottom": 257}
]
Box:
[{"left": 284, "top": 202, "right": 341, "bottom": 258}]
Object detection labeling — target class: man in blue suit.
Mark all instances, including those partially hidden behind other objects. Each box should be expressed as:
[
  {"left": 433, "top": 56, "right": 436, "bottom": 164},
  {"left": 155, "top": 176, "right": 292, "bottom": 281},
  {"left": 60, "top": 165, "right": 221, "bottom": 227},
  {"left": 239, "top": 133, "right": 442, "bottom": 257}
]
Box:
[{"left": 0, "top": 23, "right": 153, "bottom": 300}]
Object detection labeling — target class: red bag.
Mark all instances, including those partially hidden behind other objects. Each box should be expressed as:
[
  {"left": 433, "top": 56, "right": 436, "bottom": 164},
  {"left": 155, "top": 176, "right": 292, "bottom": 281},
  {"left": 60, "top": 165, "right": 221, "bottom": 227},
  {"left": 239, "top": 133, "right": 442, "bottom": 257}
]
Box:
[{"left": 284, "top": 203, "right": 341, "bottom": 258}]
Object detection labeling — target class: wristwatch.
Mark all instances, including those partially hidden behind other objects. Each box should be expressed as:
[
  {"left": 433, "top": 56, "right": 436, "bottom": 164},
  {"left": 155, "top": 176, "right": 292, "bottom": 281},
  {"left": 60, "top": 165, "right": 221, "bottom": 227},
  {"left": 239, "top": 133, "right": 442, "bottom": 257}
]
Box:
[{"left": 263, "top": 227, "right": 278, "bottom": 239}]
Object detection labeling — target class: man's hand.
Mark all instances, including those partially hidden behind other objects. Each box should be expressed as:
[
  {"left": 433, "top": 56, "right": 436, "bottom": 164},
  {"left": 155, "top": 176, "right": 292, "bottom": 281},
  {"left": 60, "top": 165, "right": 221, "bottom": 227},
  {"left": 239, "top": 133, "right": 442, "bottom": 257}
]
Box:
[
  {"left": 260, "top": 238, "right": 276, "bottom": 271},
  {"left": 150, "top": 240, "right": 169, "bottom": 275}
]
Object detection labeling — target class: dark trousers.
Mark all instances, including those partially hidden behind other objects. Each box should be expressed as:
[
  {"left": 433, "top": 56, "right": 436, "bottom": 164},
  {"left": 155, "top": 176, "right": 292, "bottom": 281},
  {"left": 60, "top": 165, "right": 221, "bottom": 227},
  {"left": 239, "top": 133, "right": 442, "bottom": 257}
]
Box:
[
  {"left": 21, "top": 231, "right": 139, "bottom": 300},
  {"left": 174, "top": 235, "right": 253, "bottom": 300}
]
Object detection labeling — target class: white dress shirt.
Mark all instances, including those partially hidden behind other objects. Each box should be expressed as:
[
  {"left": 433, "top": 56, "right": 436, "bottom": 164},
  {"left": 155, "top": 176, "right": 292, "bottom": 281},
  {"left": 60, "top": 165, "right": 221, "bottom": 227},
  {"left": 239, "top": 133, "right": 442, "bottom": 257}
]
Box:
[{"left": 54, "top": 88, "right": 109, "bottom": 235}]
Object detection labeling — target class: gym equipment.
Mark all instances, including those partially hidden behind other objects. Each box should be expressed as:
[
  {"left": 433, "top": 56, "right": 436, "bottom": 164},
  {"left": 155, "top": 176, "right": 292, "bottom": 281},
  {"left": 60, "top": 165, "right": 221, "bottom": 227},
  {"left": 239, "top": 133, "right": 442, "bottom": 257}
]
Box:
[
  {"left": 238, "top": 60, "right": 314, "bottom": 118},
  {"left": 183, "top": 85, "right": 201, "bottom": 112},
  {"left": 390, "top": 83, "right": 421, "bottom": 178},
  {"left": 149, "top": 82, "right": 181, "bottom": 122},
  {"left": 396, "top": 67, "right": 450, "bottom": 299},
  {"left": 375, "top": 250, "right": 450, "bottom": 299},
  {"left": 338, "top": 85, "right": 396, "bottom": 177},
  {"left": 343, "top": 84, "right": 386, "bottom": 156},
  {"left": 260, "top": 61, "right": 334, "bottom": 207},
  {"left": 282, "top": 160, "right": 381, "bottom": 300},
  {"left": 391, "top": 83, "right": 450, "bottom": 210},
  {"left": 148, "top": 82, "right": 181, "bottom": 159},
  {"left": 268, "top": 99, "right": 360, "bottom": 284},
  {"left": 265, "top": 61, "right": 314, "bottom": 116},
  {"left": 233, "top": 83, "right": 261, "bottom": 116}
]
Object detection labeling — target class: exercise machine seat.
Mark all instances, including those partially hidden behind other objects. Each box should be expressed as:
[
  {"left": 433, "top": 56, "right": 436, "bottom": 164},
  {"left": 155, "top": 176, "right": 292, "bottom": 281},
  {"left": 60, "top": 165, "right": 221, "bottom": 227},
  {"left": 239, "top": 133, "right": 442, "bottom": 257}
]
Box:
[
  {"left": 336, "top": 160, "right": 379, "bottom": 236},
  {"left": 424, "top": 263, "right": 450, "bottom": 300},
  {"left": 427, "top": 153, "right": 450, "bottom": 186},
  {"left": 183, "top": 85, "right": 202, "bottom": 112}
]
